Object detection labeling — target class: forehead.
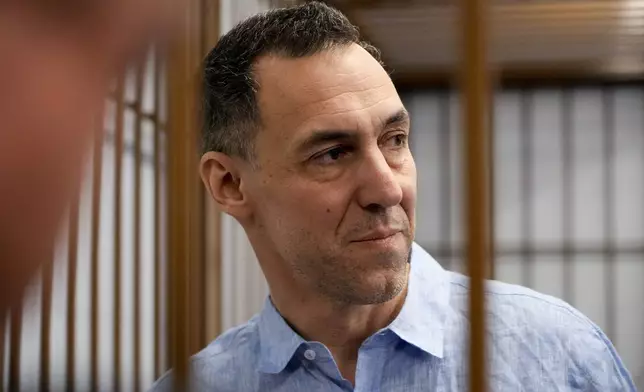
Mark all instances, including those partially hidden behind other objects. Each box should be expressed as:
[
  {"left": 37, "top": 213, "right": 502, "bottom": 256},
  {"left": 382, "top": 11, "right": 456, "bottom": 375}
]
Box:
[{"left": 254, "top": 44, "right": 402, "bottom": 143}]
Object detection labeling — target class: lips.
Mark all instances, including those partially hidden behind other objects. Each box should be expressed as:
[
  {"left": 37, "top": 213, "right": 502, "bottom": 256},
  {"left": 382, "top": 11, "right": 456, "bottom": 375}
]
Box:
[{"left": 352, "top": 228, "right": 401, "bottom": 242}]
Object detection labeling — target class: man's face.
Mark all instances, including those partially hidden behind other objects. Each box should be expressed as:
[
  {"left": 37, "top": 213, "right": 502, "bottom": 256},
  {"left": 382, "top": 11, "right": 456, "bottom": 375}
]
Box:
[{"left": 246, "top": 44, "right": 417, "bottom": 305}]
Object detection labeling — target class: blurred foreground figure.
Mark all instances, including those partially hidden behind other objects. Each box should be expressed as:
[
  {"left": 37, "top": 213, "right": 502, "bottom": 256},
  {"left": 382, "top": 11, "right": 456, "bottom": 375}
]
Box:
[
  {"left": 152, "top": 2, "right": 635, "bottom": 391},
  {"left": 0, "top": 0, "right": 178, "bottom": 311}
]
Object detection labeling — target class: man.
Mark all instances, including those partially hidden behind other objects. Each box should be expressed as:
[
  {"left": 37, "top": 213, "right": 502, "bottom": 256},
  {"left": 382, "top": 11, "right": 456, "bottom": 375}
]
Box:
[
  {"left": 152, "top": 2, "right": 635, "bottom": 391},
  {"left": 0, "top": 0, "right": 177, "bottom": 311}
]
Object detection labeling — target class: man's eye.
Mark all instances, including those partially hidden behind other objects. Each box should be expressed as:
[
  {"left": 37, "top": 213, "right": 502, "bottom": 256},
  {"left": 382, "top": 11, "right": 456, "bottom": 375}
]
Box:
[
  {"left": 313, "top": 146, "right": 350, "bottom": 164},
  {"left": 384, "top": 133, "right": 408, "bottom": 148}
]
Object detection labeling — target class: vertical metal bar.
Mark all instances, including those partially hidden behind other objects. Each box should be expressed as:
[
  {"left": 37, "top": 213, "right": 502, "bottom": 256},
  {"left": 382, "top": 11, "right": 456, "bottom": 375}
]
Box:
[
  {"left": 167, "top": 13, "right": 192, "bottom": 391},
  {"left": 168, "top": 0, "right": 206, "bottom": 386},
  {"left": 201, "top": 0, "right": 223, "bottom": 344},
  {"left": 113, "top": 73, "right": 126, "bottom": 392},
  {"left": 561, "top": 89, "right": 574, "bottom": 304},
  {"left": 133, "top": 62, "right": 145, "bottom": 392},
  {"left": 439, "top": 91, "right": 453, "bottom": 271},
  {"left": 40, "top": 258, "right": 54, "bottom": 392},
  {"left": 521, "top": 89, "right": 533, "bottom": 288},
  {"left": 167, "top": 85, "right": 189, "bottom": 390},
  {"left": 190, "top": 1, "right": 204, "bottom": 351},
  {"left": 190, "top": 156, "right": 206, "bottom": 355},
  {"left": 0, "top": 313, "right": 5, "bottom": 392},
  {"left": 602, "top": 86, "right": 616, "bottom": 341},
  {"left": 90, "top": 119, "right": 104, "bottom": 392},
  {"left": 66, "top": 186, "right": 80, "bottom": 391},
  {"left": 153, "top": 48, "right": 163, "bottom": 380},
  {"left": 9, "top": 306, "right": 22, "bottom": 391},
  {"left": 488, "top": 86, "right": 496, "bottom": 280},
  {"left": 197, "top": 0, "right": 209, "bottom": 348},
  {"left": 461, "top": 0, "right": 490, "bottom": 391}
]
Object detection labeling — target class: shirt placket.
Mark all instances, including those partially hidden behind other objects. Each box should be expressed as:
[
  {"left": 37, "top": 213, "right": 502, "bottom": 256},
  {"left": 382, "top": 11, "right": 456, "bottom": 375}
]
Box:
[
  {"left": 302, "top": 343, "right": 352, "bottom": 391},
  {"left": 354, "top": 336, "right": 389, "bottom": 392}
]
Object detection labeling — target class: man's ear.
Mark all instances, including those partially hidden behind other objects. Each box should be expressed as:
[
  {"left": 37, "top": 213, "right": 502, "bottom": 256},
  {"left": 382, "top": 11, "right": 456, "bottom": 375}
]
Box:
[{"left": 200, "top": 151, "right": 251, "bottom": 219}]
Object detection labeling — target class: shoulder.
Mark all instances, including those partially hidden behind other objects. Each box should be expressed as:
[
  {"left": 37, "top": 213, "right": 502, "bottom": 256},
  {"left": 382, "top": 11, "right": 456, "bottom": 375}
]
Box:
[
  {"left": 446, "top": 272, "right": 636, "bottom": 391},
  {"left": 149, "top": 317, "right": 261, "bottom": 392},
  {"left": 448, "top": 271, "right": 588, "bottom": 326},
  {"left": 447, "top": 270, "right": 596, "bottom": 329}
]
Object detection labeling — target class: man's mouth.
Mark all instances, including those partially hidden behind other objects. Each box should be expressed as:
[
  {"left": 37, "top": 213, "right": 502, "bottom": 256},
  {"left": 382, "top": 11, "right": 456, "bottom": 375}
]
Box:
[{"left": 352, "top": 228, "right": 401, "bottom": 243}]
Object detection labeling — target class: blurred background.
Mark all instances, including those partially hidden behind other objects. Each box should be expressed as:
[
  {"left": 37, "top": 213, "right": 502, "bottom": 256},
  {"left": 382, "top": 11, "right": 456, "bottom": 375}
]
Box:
[{"left": 2, "top": 0, "right": 644, "bottom": 390}]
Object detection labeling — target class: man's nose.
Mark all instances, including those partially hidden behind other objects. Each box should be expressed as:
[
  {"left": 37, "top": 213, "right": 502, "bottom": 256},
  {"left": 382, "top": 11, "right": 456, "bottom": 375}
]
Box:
[{"left": 355, "top": 150, "right": 403, "bottom": 211}]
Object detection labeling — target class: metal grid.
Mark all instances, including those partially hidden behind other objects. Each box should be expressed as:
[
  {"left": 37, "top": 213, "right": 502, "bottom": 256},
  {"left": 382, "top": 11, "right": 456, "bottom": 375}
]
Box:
[
  {"left": 1, "top": 49, "right": 168, "bottom": 391},
  {"left": 0, "top": 0, "right": 224, "bottom": 389},
  {"left": 405, "top": 82, "right": 644, "bottom": 387}
]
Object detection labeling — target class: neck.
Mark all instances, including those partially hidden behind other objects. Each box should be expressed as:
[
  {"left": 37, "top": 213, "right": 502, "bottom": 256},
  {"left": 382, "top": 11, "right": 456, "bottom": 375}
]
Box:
[
  {"left": 274, "top": 285, "right": 408, "bottom": 347},
  {"left": 268, "top": 266, "right": 410, "bottom": 384}
]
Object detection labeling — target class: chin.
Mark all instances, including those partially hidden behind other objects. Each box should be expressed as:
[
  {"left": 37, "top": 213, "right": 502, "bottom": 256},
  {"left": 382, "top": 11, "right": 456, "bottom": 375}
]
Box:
[{"left": 350, "top": 267, "right": 408, "bottom": 305}]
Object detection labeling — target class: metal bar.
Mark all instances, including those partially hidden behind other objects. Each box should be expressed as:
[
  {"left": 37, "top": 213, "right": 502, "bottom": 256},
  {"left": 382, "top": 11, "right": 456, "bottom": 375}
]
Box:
[
  {"left": 487, "top": 79, "right": 497, "bottom": 279},
  {"left": 66, "top": 184, "right": 80, "bottom": 391},
  {"left": 106, "top": 95, "right": 166, "bottom": 126},
  {"left": 9, "top": 306, "right": 22, "bottom": 391},
  {"left": 153, "top": 48, "right": 163, "bottom": 380},
  {"left": 521, "top": 89, "right": 533, "bottom": 288},
  {"left": 167, "top": 91, "right": 190, "bottom": 389},
  {"left": 133, "top": 61, "right": 145, "bottom": 392},
  {"left": 201, "top": 0, "right": 223, "bottom": 344},
  {"left": 0, "top": 312, "right": 5, "bottom": 392},
  {"left": 90, "top": 118, "right": 104, "bottom": 392},
  {"left": 102, "top": 132, "right": 155, "bottom": 166},
  {"left": 426, "top": 243, "right": 644, "bottom": 258},
  {"left": 167, "top": 19, "right": 192, "bottom": 392},
  {"left": 167, "top": 0, "right": 206, "bottom": 385},
  {"left": 461, "top": 0, "right": 490, "bottom": 391},
  {"left": 602, "top": 87, "right": 616, "bottom": 341},
  {"left": 190, "top": 1, "right": 205, "bottom": 351},
  {"left": 190, "top": 146, "right": 206, "bottom": 354},
  {"left": 561, "top": 89, "right": 574, "bottom": 304},
  {"left": 439, "top": 92, "right": 453, "bottom": 271},
  {"left": 396, "top": 70, "right": 644, "bottom": 91},
  {"left": 113, "top": 72, "right": 126, "bottom": 392},
  {"left": 40, "top": 256, "right": 54, "bottom": 392}
]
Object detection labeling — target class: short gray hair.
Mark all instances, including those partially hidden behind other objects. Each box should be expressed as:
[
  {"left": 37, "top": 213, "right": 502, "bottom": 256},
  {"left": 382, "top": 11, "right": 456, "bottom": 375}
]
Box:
[{"left": 201, "top": 1, "right": 383, "bottom": 160}]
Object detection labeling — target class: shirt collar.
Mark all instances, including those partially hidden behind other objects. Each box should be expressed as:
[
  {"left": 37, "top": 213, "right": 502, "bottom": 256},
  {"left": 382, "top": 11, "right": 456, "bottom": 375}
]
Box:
[
  {"left": 388, "top": 242, "right": 450, "bottom": 358},
  {"left": 257, "top": 242, "right": 450, "bottom": 373},
  {"left": 258, "top": 297, "right": 306, "bottom": 373}
]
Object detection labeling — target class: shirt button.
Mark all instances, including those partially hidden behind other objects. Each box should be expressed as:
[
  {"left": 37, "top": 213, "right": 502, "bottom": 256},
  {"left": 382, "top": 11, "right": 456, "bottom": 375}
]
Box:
[{"left": 303, "top": 349, "right": 316, "bottom": 361}]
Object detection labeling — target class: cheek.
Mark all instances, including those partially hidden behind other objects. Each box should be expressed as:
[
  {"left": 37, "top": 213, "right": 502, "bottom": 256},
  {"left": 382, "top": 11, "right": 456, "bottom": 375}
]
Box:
[
  {"left": 400, "top": 155, "right": 417, "bottom": 219},
  {"left": 259, "top": 177, "right": 348, "bottom": 232}
]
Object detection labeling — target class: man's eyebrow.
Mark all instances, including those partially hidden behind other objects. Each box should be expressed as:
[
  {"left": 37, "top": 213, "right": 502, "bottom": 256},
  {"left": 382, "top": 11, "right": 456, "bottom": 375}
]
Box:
[
  {"left": 384, "top": 108, "right": 410, "bottom": 128},
  {"left": 297, "top": 131, "right": 357, "bottom": 154},
  {"left": 296, "top": 108, "right": 410, "bottom": 153}
]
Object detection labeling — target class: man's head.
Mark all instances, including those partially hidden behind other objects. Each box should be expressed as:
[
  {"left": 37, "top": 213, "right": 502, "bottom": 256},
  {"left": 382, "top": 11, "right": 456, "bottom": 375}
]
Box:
[{"left": 201, "top": 2, "right": 417, "bottom": 306}]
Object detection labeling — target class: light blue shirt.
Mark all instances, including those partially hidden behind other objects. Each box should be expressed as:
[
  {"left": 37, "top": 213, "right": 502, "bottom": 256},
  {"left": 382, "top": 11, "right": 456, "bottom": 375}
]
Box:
[{"left": 151, "top": 243, "right": 636, "bottom": 391}]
